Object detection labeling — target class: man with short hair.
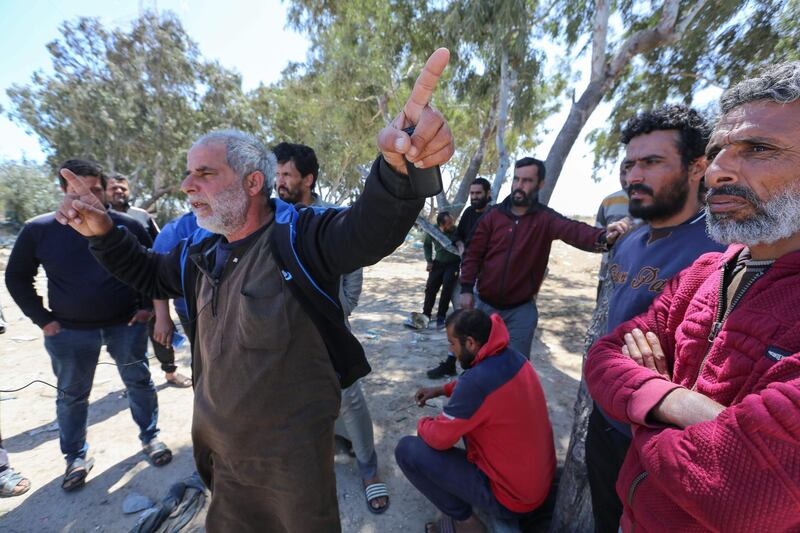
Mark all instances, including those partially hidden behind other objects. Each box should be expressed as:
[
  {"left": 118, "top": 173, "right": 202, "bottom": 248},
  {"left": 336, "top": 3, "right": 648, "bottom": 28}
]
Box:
[
  {"left": 586, "top": 61, "right": 800, "bottom": 532},
  {"left": 460, "top": 157, "right": 626, "bottom": 357},
  {"left": 584, "top": 104, "right": 726, "bottom": 533},
  {"left": 273, "top": 141, "right": 390, "bottom": 515},
  {"left": 456, "top": 177, "right": 492, "bottom": 248},
  {"left": 5, "top": 159, "right": 170, "bottom": 493},
  {"left": 396, "top": 309, "right": 556, "bottom": 533},
  {"left": 106, "top": 174, "right": 160, "bottom": 239},
  {"left": 421, "top": 211, "right": 461, "bottom": 329},
  {"left": 53, "top": 49, "right": 454, "bottom": 531}
]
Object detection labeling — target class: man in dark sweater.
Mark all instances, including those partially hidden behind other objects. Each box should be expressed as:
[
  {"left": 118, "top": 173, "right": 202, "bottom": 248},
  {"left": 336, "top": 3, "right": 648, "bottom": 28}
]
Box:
[
  {"left": 460, "top": 158, "right": 627, "bottom": 358},
  {"left": 456, "top": 177, "right": 492, "bottom": 249},
  {"left": 5, "top": 159, "right": 170, "bottom": 493},
  {"left": 585, "top": 104, "right": 726, "bottom": 533}
]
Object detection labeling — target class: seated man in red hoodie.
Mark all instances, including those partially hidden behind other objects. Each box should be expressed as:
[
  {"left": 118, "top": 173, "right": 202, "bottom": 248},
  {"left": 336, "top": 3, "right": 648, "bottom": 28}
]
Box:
[{"left": 395, "top": 309, "right": 556, "bottom": 533}]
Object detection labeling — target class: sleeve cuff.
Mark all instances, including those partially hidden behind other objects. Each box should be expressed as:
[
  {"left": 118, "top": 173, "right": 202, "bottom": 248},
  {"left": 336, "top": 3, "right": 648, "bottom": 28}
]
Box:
[
  {"left": 627, "top": 378, "right": 683, "bottom": 427},
  {"left": 377, "top": 156, "right": 416, "bottom": 200},
  {"left": 88, "top": 225, "right": 127, "bottom": 249},
  {"left": 443, "top": 380, "right": 457, "bottom": 397}
]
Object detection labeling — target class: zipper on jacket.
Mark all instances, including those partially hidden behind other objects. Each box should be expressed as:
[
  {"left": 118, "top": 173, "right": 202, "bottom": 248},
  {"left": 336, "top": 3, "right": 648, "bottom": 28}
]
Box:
[
  {"left": 627, "top": 471, "right": 649, "bottom": 532},
  {"left": 497, "top": 218, "right": 520, "bottom": 306},
  {"left": 692, "top": 262, "right": 766, "bottom": 390}
]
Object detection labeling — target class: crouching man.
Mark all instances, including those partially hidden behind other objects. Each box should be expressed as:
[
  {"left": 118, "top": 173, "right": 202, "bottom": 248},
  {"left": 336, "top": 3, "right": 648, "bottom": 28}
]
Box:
[{"left": 396, "top": 309, "right": 556, "bottom": 532}]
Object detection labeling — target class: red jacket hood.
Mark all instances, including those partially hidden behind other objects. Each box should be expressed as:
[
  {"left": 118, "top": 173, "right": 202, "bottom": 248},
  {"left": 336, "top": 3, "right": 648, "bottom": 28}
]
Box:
[{"left": 474, "top": 313, "right": 510, "bottom": 365}]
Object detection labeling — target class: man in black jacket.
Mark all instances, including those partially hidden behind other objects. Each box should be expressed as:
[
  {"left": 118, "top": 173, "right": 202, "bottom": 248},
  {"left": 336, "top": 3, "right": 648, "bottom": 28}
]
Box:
[{"left": 53, "top": 49, "right": 454, "bottom": 532}]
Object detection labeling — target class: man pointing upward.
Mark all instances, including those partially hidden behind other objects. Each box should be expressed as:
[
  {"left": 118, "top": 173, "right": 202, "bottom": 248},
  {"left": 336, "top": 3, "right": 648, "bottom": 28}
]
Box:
[{"left": 56, "top": 49, "right": 454, "bottom": 532}]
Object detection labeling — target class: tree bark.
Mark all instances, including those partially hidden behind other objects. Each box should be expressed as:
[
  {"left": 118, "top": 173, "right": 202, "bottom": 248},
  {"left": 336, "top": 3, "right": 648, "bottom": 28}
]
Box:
[
  {"left": 549, "top": 263, "right": 614, "bottom": 532},
  {"left": 491, "top": 50, "right": 512, "bottom": 199},
  {"left": 449, "top": 98, "right": 498, "bottom": 212}
]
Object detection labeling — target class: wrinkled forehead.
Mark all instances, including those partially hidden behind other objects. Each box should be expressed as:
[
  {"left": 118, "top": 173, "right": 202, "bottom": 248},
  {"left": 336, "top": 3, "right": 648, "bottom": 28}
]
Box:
[{"left": 711, "top": 100, "right": 800, "bottom": 145}]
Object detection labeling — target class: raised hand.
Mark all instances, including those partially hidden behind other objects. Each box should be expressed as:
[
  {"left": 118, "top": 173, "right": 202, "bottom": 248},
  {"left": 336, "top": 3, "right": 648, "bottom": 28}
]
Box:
[
  {"left": 55, "top": 168, "right": 114, "bottom": 236},
  {"left": 378, "top": 48, "right": 455, "bottom": 174}
]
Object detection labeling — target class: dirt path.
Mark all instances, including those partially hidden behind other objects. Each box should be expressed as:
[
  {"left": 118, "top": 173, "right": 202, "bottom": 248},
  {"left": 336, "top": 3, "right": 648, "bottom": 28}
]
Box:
[{"left": 0, "top": 235, "right": 600, "bottom": 532}]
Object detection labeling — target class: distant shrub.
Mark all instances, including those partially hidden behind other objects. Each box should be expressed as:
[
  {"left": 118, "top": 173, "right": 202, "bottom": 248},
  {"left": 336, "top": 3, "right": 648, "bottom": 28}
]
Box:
[{"left": 0, "top": 161, "right": 61, "bottom": 226}]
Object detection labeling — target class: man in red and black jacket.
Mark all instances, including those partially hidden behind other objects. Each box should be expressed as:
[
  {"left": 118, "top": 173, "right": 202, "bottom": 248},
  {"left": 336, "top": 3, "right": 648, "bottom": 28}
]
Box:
[
  {"left": 460, "top": 158, "right": 627, "bottom": 358},
  {"left": 395, "top": 309, "right": 556, "bottom": 532}
]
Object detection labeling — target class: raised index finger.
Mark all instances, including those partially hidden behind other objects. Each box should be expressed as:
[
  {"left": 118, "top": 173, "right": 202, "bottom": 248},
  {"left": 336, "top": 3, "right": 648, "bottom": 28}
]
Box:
[
  {"left": 59, "top": 168, "right": 92, "bottom": 195},
  {"left": 403, "top": 48, "right": 450, "bottom": 123}
]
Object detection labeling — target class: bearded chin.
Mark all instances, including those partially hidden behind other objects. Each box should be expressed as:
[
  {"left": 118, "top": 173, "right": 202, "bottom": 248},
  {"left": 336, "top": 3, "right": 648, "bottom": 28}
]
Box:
[
  {"left": 705, "top": 183, "right": 800, "bottom": 246},
  {"left": 196, "top": 186, "right": 249, "bottom": 236}
]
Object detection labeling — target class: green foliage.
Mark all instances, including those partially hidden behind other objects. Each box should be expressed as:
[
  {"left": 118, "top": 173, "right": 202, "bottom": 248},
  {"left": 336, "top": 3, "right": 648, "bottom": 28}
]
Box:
[
  {"left": 0, "top": 161, "right": 61, "bottom": 226},
  {"left": 6, "top": 12, "right": 256, "bottom": 210},
  {"left": 580, "top": 0, "right": 800, "bottom": 176}
]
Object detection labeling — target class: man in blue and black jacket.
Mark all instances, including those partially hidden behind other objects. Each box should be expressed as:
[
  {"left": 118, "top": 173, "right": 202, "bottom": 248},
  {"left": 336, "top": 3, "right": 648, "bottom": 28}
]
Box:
[{"left": 52, "top": 49, "right": 454, "bottom": 533}]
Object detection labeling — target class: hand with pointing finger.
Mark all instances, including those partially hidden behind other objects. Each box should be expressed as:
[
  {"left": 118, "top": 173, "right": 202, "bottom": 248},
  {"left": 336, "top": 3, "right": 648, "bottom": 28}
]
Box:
[
  {"left": 377, "top": 48, "right": 455, "bottom": 175},
  {"left": 55, "top": 168, "right": 114, "bottom": 237}
]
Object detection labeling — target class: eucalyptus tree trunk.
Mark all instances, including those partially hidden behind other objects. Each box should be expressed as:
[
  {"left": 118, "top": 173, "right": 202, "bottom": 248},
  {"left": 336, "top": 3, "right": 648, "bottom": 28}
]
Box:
[
  {"left": 449, "top": 97, "right": 498, "bottom": 212},
  {"left": 491, "top": 50, "right": 512, "bottom": 199}
]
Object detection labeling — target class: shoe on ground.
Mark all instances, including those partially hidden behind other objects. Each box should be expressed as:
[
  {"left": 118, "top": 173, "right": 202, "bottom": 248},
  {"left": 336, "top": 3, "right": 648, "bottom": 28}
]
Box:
[
  {"left": 427, "top": 359, "right": 457, "bottom": 379},
  {"left": 433, "top": 318, "right": 446, "bottom": 330}
]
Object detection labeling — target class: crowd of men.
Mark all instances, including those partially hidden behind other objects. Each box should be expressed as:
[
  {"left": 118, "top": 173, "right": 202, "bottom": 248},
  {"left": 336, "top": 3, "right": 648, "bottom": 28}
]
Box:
[{"left": 1, "top": 49, "right": 799, "bottom": 533}]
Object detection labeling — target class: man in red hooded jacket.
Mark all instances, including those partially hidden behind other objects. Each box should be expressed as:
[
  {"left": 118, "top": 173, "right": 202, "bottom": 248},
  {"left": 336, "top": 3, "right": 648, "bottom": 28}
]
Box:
[
  {"left": 585, "top": 61, "right": 800, "bottom": 532},
  {"left": 395, "top": 309, "right": 556, "bottom": 532}
]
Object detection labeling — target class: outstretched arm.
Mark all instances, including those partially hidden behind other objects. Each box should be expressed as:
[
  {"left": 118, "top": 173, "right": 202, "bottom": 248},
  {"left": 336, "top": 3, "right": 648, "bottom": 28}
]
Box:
[{"left": 295, "top": 49, "right": 455, "bottom": 279}]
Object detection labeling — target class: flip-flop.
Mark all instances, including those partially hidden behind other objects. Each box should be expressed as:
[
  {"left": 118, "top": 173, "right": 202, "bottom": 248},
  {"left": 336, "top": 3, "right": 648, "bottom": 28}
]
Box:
[
  {"left": 364, "top": 482, "right": 390, "bottom": 514},
  {"left": 425, "top": 516, "right": 456, "bottom": 533},
  {"left": 143, "top": 438, "right": 173, "bottom": 467},
  {"left": 166, "top": 373, "right": 192, "bottom": 388},
  {"left": 0, "top": 468, "right": 31, "bottom": 497},
  {"left": 62, "top": 456, "right": 94, "bottom": 492}
]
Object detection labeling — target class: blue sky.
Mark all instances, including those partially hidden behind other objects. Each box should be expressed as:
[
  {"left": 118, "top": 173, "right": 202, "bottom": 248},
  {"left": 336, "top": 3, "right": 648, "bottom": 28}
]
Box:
[{"left": 0, "top": 0, "right": 629, "bottom": 216}]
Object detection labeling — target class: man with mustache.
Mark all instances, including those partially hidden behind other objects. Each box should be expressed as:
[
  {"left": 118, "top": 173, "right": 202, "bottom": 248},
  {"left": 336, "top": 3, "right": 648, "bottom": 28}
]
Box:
[
  {"left": 397, "top": 309, "right": 556, "bottom": 533},
  {"left": 51, "top": 49, "right": 454, "bottom": 532},
  {"left": 584, "top": 104, "right": 726, "bottom": 533},
  {"left": 456, "top": 177, "right": 492, "bottom": 248},
  {"left": 585, "top": 61, "right": 800, "bottom": 531},
  {"left": 459, "top": 158, "right": 627, "bottom": 358}
]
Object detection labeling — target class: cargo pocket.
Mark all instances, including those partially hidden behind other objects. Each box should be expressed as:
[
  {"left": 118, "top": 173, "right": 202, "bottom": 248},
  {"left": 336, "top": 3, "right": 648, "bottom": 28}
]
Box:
[{"left": 236, "top": 274, "right": 291, "bottom": 352}]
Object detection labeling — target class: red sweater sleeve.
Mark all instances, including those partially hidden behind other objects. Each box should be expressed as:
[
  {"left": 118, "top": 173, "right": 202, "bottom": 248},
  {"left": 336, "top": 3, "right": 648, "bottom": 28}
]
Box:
[
  {"left": 459, "top": 213, "right": 491, "bottom": 292},
  {"left": 544, "top": 208, "right": 605, "bottom": 253},
  {"left": 632, "top": 358, "right": 800, "bottom": 530},
  {"left": 585, "top": 271, "right": 683, "bottom": 425}
]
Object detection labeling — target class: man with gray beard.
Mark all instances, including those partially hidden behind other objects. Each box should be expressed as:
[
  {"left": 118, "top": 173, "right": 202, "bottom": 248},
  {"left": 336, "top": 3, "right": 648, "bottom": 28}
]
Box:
[
  {"left": 584, "top": 61, "right": 800, "bottom": 531},
  {"left": 52, "top": 49, "right": 455, "bottom": 532}
]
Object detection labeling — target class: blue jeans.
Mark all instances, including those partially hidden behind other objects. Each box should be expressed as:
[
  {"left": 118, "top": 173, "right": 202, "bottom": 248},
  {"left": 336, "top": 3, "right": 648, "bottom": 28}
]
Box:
[
  {"left": 476, "top": 297, "right": 538, "bottom": 359},
  {"left": 44, "top": 323, "right": 159, "bottom": 464},
  {"left": 395, "top": 436, "right": 524, "bottom": 522}
]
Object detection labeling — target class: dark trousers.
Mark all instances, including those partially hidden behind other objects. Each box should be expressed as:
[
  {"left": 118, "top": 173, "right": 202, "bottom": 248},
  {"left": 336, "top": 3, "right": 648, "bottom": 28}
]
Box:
[
  {"left": 395, "top": 435, "right": 524, "bottom": 522},
  {"left": 585, "top": 406, "right": 631, "bottom": 533},
  {"left": 423, "top": 261, "right": 460, "bottom": 320},
  {"left": 148, "top": 317, "right": 176, "bottom": 374}
]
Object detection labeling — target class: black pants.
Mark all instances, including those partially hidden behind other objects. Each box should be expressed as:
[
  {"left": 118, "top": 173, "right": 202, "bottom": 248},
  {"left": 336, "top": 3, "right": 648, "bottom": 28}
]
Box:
[
  {"left": 423, "top": 260, "right": 460, "bottom": 320},
  {"left": 148, "top": 317, "right": 177, "bottom": 374},
  {"left": 585, "top": 405, "right": 631, "bottom": 533}
]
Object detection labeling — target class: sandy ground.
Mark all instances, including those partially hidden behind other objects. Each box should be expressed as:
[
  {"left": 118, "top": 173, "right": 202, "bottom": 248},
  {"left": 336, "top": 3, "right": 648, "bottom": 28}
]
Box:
[{"left": 0, "top": 229, "right": 600, "bottom": 532}]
